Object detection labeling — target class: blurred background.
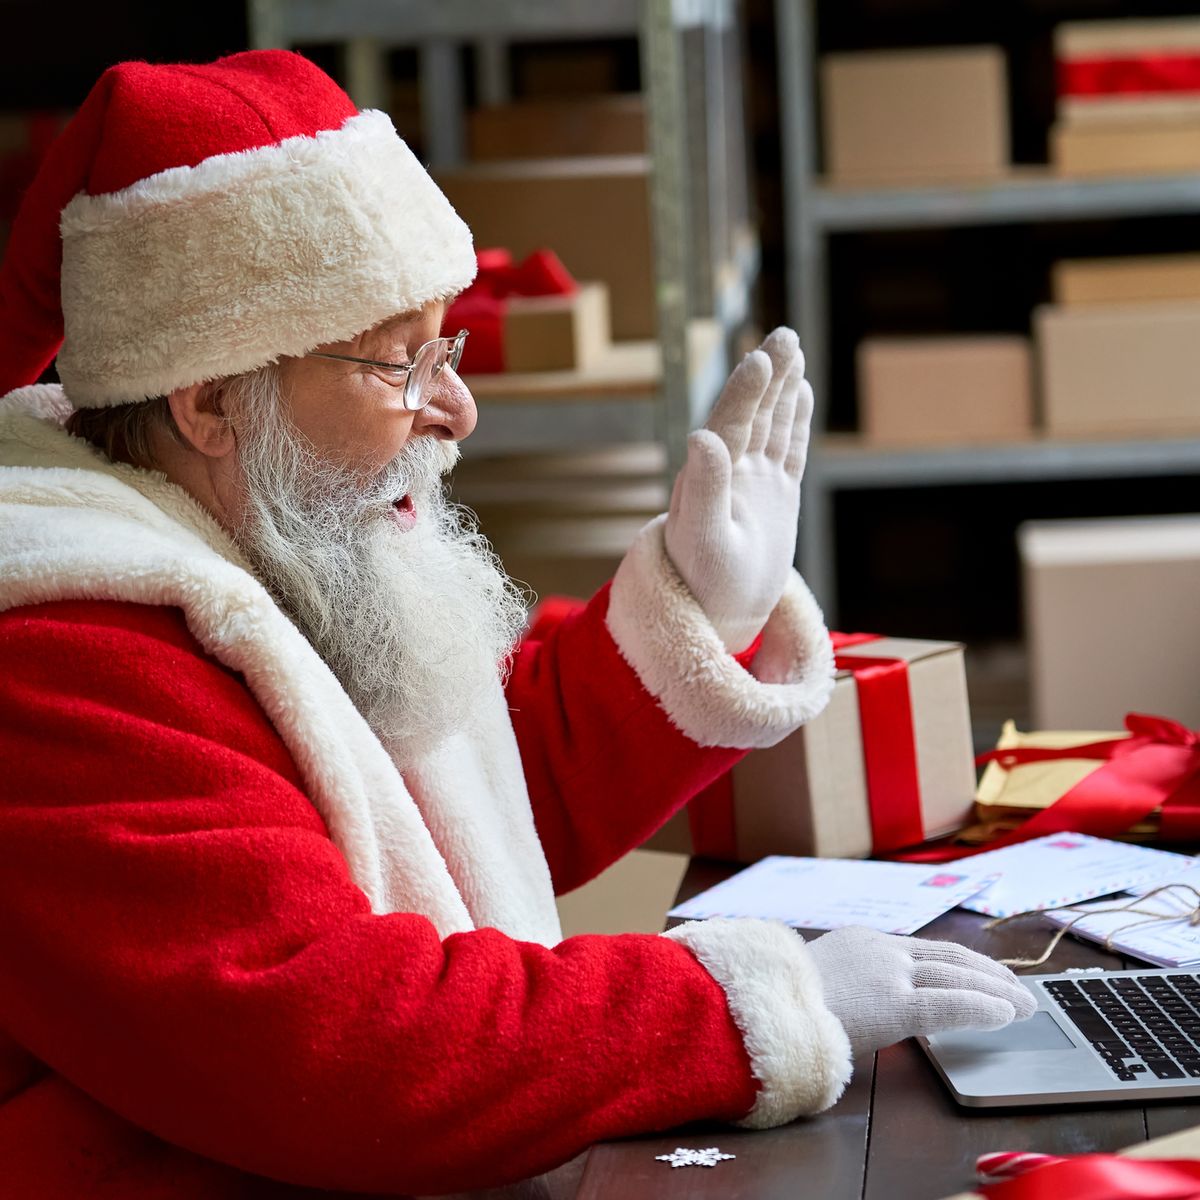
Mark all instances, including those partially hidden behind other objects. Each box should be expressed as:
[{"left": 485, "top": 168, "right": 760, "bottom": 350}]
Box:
[{"left": 4, "top": 0, "right": 1199, "bottom": 762}]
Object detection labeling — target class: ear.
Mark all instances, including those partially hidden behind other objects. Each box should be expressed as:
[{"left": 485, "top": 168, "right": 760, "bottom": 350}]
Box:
[{"left": 167, "top": 382, "right": 237, "bottom": 459}]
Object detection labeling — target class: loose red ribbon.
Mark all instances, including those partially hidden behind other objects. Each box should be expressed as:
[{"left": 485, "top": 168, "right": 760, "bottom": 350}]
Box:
[
  {"left": 831, "top": 632, "right": 925, "bottom": 853},
  {"left": 442, "top": 248, "right": 576, "bottom": 373},
  {"left": 894, "top": 714, "right": 1200, "bottom": 864},
  {"left": 979, "top": 1154, "right": 1200, "bottom": 1200},
  {"left": 1060, "top": 53, "right": 1200, "bottom": 98}
]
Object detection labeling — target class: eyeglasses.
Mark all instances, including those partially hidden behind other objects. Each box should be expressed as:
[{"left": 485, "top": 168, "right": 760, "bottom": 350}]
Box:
[{"left": 307, "top": 328, "right": 469, "bottom": 412}]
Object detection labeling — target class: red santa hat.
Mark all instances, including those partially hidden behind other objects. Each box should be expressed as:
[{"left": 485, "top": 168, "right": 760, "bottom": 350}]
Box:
[{"left": 0, "top": 50, "right": 477, "bottom": 408}]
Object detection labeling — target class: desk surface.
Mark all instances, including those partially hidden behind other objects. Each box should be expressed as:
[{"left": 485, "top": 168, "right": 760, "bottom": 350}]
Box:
[{"left": 569, "top": 858, "right": 1200, "bottom": 1200}]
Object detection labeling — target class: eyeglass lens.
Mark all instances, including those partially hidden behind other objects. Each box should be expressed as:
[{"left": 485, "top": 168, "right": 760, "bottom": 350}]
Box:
[{"left": 403, "top": 332, "right": 467, "bottom": 411}]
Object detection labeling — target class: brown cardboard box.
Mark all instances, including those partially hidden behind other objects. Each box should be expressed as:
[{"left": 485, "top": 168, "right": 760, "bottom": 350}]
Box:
[
  {"left": 821, "top": 47, "right": 1009, "bottom": 184},
  {"left": 555, "top": 849, "right": 689, "bottom": 936},
  {"left": 1053, "top": 254, "right": 1200, "bottom": 306},
  {"left": 437, "top": 158, "right": 653, "bottom": 340},
  {"left": 646, "top": 639, "right": 977, "bottom": 861},
  {"left": 467, "top": 96, "right": 645, "bottom": 161},
  {"left": 857, "top": 336, "right": 1033, "bottom": 444},
  {"left": 503, "top": 282, "right": 611, "bottom": 373},
  {"left": 1035, "top": 302, "right": 1200, "bottom": 435},
  {"left": 1020, "top": 516, "right": 1200, "bottom": 730},
  {"left": 1051, "top": 118, "right": 1200, "bottom": 175}
]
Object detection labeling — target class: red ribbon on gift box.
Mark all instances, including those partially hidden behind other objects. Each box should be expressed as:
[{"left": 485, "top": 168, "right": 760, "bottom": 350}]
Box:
[
  {"left": 687, "top": 632, "right": 926, "bottom": 859},
  {"left": 831, "top": 632, "right": 925, "bottom": 853},
  {"left": 977, "top": 1153, "right": 1200, "bottom": 1199},
  {"left": 442, "top": 248, "right": 577, "bottom": 373},
  {"left": 1059, "top": 53, "right": 1200, "bottom": 98},
  {"left": 894, "top": 713, "right": 1200, "bottom": 864}
]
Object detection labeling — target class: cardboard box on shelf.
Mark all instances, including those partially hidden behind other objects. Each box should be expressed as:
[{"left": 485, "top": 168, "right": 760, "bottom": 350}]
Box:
[
  {"left": 1052, "top": 254, "right": 1200, "bottom": 306},
  {"left": 1051, "top": 118, "right": 1200, "bottom": 175},
  {"left": 1035, "top": 301, "right": 1200, "bottom": 434},
  {"left": 644, "top": 638, "right": 977, "bottom": 862},
  {"left": 1020, "top": 515, "right": 1200, "bottom": 730},
  {"left": 857, "top": 336, "right": 1033, "bottom": 444},
  {"left": 467, "top": 95, "right": 645, "bottom": 161},
  {"left": 1055, "top": 18, "right": 1200, "bottom": 126},
  {"left": 437, "top": 157, "right": 653, "bottom": 340},
  {"left": 503, "top": 281, "right": 611, "bottom": 373},
  {"left": 820, "top": 46, "right": 1009, "bottom": 184}
]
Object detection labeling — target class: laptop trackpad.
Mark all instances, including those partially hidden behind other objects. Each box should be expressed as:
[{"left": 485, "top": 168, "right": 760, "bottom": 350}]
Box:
[{"left": 933, "top": 1012, "right": 1075, "bottom": 1054}]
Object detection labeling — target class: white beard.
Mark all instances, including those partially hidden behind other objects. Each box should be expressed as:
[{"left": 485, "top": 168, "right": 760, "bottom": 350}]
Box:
[{"left": 226, "top": 367, "right": 529, "bottom": 762}]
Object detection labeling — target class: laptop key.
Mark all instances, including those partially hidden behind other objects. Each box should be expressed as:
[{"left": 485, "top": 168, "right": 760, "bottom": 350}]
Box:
[{"left": 1149, "top": 1061, "right": 1186, "bottom": 1079}]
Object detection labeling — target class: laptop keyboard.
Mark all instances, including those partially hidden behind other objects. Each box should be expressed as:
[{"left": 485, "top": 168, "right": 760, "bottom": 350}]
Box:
[{"left": 1044, "top": 974, "right": 1200, "bottom": 1083}]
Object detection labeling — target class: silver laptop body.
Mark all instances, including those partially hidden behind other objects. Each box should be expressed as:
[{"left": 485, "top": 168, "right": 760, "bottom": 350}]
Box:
[{"left": 921, "top": 967, "right": 1200, "bottom": 1107}]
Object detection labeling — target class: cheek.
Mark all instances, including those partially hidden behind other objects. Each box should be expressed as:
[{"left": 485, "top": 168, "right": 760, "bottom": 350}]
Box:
[{"left": 288, "top": 383, "right": 418, "bottom": 470}]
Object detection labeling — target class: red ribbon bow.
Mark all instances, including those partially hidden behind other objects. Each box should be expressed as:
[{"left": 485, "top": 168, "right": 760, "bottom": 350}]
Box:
[
  {"left": 442, "top": 248, "right": 577, "bottom": 373},
  {"left": 897, "top": 714, "right": 1200, "bottom": 864},
  {"left": 979, "top": 1153, "right": 1200, "bottom": 1199}
]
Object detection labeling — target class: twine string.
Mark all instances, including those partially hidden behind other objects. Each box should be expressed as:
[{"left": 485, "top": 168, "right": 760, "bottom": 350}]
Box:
[{"left": 984, "top": 882, "right": 1200, "bottom": 970}]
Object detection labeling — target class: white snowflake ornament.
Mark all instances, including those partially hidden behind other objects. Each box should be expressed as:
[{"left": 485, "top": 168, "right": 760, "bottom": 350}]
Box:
[{"left": 655, "top": 1146, "right": 736, "bottom": 1168}]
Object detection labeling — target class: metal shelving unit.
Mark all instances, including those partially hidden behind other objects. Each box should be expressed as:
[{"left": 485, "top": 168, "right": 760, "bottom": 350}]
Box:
[
  {"left": 776, "top": 0, "right": 1200, "bottom": 618},
  {"left": 249, "top": 0, "right": 760, "bottom": 480}
]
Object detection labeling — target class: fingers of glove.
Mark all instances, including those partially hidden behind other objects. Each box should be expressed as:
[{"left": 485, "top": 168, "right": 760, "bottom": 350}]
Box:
[
  {"left": 905, "top": 938, "right": 1031, "bottom": 994},
  {"left": 909, "top": 989, "right": 1025, "bottom": 1036},
  {"left": 707, "top": 351, "right": 771, "bottom": 459},
  {"left": 784, "top": 379, "right": 814, "bottom": 479},
  {"left": 746, "top": 350, "right": 800, "bottom": 455},
  {"left": 676, "top": 429, "right": 733, "bottom": 516},
  {"left": 910, "top": 961, "right": 1037, "bottom": 1019},
  {"left": 764, "top": 356, "right": 804, "bottom": 462},
  {"left": 759, "top": 326, "right": 802, "bottom": 376}
]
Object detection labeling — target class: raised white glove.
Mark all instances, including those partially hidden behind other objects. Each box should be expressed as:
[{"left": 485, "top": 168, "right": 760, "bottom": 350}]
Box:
[
  {"left": 806, "top": 926, "right": 1037, "bottom": 1057},
  {"left": 663, "top": 327, "right": 812, "bottom": 654}
]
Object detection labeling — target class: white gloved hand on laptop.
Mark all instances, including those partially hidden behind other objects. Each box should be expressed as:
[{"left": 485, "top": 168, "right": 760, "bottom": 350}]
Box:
[{"left": 807, "top": 925, "right": 1037, "bottom": 1057}]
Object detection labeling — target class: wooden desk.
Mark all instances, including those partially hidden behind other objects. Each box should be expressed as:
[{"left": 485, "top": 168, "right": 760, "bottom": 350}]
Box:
[{"left": 570, "top": 858, "right": 1200, "bottom": 1200}]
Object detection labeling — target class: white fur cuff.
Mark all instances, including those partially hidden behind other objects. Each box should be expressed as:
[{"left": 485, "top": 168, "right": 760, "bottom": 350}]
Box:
[
  {"left": 664, "top": 918, "right": 853, "bottom": 1125},
  {"left": 58, "top": 110, "right": 477, "bottom": 406},
  {"left": 604, "top": 515, "right": 835, "bottom": 749}
]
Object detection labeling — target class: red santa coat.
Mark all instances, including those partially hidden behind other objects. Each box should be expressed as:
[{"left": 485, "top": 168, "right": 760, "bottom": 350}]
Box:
[{"left": 0, "top": 385, "right": 849, "bottom": 1198}]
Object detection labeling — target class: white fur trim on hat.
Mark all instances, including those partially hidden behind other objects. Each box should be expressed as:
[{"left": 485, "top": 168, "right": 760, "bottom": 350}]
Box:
[
  {"left": 604, "top": 514, "right": 835, "bottom": 749},
  {"left": 664, "top": 918, "right": 853, "bottom": 1125},
  {"left": 57, "top": 110, "right": 476, "bottom": 407}
]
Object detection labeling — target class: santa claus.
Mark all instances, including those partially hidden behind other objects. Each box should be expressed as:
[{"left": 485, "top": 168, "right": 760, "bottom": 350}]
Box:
[{"left": 0, "top": 49, "right": 1032, "bottom": 1199}]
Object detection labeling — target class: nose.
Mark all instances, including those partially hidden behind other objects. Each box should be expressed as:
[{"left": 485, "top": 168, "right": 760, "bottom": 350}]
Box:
[{"left": 411, "top": 366, "right": 476, "bottom": 442}]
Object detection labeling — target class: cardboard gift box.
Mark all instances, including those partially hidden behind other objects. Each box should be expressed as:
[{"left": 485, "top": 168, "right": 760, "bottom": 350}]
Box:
[
  {"left": 444, "top": 248, "right": 612, "bottom": 374},
  {"left": 503, "top": 282, "right": 611, "bottom": 373},
  {"left": 1052, "top": 254, "right": 1200, "bottom": 307},
  {"left": 820, "top": 46, "right": 1009, "bottom": 184},
  {"left": 968, "top": 715, "right": 1200, "bottom": 847},
  {"left": 436, "top": 157, "right": 653, "bottom": 340},
  {"left": 1034, "top": 302, "right": 1200, "bottom": 435},
  {"left": 467, "top": 96, "right": 645, "bottom": 161},
  {"left": 1055, "top": 18, "right": 1200, "bottom": 126},
  {"left": 644, "top": 636, "right": 977, "bottom": 862},
  {"left": 856, "top": 336, "right": 1033, "bottom": 445},
  {"left": 1020, "top": 516, "right": 1200, "bottom": 731}
]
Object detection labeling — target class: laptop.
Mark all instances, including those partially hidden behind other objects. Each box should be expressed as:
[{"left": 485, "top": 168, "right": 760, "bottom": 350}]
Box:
[{"left": 921, "top": 967, "right": 1200, "bottom": 1106}]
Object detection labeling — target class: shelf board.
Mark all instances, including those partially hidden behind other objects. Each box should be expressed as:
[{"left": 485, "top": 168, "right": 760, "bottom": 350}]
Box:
[
  {"left": 813, "top": 431, "right": 1200, "bottom": 488},
  {"left": 811, "top": 167, "right": 1200, "bottom": 232}
]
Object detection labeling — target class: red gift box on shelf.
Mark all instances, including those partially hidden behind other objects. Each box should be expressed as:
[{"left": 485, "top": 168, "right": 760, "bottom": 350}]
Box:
[
  {"left": 444, "top": 248, "right": 610, "bottom": 375},
  {"left": 1052, "top": 19, "right": 1200, "bottom": 175},
  {"left": 644, "top": 633, "right": 978, "bottom": 863}
]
